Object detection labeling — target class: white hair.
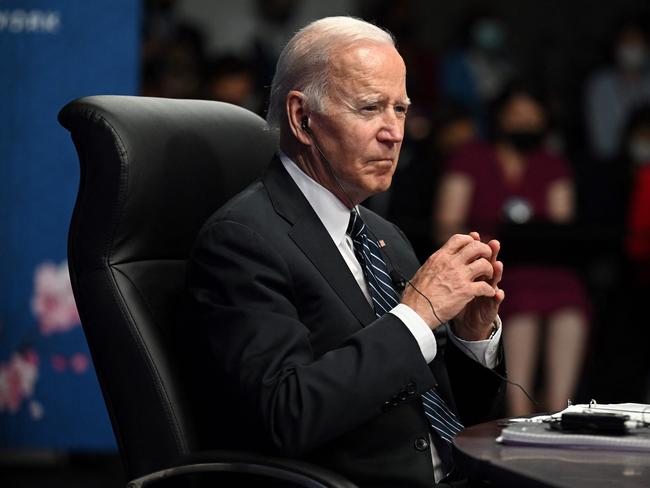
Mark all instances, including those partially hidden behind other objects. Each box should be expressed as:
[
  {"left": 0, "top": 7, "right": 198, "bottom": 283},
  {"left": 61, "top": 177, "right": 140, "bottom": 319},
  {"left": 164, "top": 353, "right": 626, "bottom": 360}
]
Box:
[{"left": 266, "top": 16, "right": 395, "bottom": 131}]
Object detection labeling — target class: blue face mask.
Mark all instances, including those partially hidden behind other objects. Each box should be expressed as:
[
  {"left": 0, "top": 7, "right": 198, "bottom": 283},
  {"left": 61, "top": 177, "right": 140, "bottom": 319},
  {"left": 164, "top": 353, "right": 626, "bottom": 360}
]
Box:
[{"left": 472, "top": 20, "right": 505, "bottom": 52}]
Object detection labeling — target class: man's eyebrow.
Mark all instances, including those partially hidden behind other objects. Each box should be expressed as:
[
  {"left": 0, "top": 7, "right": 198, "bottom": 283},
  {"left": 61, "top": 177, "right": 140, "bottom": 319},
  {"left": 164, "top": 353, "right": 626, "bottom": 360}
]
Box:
[
  {"left": 356, "top": 96, "right": 382, "bottom": 105},
  {"left": 356, "top": 96, "right": 412, "bottom": 106}
]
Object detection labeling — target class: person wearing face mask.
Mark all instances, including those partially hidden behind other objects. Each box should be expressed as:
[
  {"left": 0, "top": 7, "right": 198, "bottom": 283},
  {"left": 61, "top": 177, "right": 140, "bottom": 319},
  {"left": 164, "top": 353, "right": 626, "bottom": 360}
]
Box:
[
  {"left": 585, "top": 20, "right": 650, "bottom": 162},
  {"left": 439, "top": 10, "right": 515, "bottom": 134},
  {"left": 436, "top": 83, "right": 590, "bottom": 417}
]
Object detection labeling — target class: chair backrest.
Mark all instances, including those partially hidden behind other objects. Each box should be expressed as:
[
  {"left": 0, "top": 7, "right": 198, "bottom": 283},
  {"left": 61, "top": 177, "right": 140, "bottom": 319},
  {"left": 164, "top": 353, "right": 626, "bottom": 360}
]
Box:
[{"left": 59, "top": 96, "right": 277, "bottom": 480}]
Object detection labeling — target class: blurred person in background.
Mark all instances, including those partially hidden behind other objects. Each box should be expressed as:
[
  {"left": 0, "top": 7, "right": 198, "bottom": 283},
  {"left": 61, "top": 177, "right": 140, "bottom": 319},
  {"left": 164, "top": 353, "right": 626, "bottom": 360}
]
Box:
[
  {"left": 141, "top": 11, "right": 206, "bottom": 99},
  {"left": 250, "top": 0, "right": 304, "bottom": 107},
  {"left": 204, "top": 54, "right": 263, "bottom": 114},
  {"left": 366, "top": 0, "right": 440, "bottom": 110},
  {"left": 584, "top": 18, "right": 650, "bottom": 162},
  {"left": 436, "top": 83, "right": 590, "bottom": 416},
  {"left": 439, "top": 9, "right": 516, "bottom": 134},
  {"left": 141, "top": 0, "right": 179, "bottom": 61},
  {"left": 624, "top": 105, "right": 650, "bottom": 274},
  {"left": 361, "top": 0, "right": 441, "bottom": 220}
]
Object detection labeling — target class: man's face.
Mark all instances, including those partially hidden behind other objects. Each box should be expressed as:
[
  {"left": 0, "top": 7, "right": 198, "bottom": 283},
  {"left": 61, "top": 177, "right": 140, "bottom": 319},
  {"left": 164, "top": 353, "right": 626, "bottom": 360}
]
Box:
[{"left": 309, "top": 43, "right": 409, "bottom": 205}]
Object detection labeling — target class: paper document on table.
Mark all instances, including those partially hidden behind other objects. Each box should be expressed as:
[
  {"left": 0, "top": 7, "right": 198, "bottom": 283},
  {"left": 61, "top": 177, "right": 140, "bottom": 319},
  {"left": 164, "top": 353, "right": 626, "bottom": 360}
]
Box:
[
  {"left": 497, "top": 402, "right": 650, "bottom": 452},
  {"left": 508, "top": 402, "right": 650, "bottom": 424},
  {"left": 497, "top": 422, "right": 650, "bottom": 451}
]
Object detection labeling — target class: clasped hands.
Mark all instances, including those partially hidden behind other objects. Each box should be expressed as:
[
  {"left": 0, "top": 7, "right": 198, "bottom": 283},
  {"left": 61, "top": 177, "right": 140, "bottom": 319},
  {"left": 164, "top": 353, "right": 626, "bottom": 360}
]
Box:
[{"left": 401, "top": 232, "right": 504, "bottom": 341}]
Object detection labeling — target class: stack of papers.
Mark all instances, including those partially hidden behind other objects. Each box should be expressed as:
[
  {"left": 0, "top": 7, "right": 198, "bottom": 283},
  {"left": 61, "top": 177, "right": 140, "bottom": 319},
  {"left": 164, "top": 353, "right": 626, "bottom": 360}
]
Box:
[
  {"left": 509, "top": 402, "right": 650, "bottom": 424},
  {"left": 497, "top": 402, "right": 650, "bottom": 451},
  {"left": 498, "top": 423, "right": 650, "bottom": 451}
]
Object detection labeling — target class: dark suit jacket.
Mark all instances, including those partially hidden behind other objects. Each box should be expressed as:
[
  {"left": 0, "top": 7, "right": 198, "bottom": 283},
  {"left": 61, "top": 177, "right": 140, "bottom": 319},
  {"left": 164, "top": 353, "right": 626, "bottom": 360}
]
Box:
[{"left": 186, "top": 157, "right": 505, "bottom": 487}]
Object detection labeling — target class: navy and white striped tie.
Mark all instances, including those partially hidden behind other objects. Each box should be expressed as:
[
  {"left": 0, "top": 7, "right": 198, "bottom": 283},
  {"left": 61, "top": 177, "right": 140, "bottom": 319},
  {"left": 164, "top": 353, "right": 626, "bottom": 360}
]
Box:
[{"left": 346, "top": 211, "right": 464, "bottom": 466}]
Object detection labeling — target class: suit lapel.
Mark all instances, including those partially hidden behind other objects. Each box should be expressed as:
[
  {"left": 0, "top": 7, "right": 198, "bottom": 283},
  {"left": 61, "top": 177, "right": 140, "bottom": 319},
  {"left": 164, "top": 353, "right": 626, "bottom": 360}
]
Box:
[
  {"left": 290, "top": 219, "right": 377, "bottom": 326},
  {"left": 263, "top": 157, "right": 376, "bottom": 327}
]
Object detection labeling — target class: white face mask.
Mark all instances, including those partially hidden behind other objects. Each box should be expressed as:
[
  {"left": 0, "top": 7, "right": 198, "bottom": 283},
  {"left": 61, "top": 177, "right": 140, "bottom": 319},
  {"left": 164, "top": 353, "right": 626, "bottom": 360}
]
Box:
[
  {"left": 472, "top": 20, "right": 505, "bottom": 52},
  {"left": 617, "top": 43, "right": 648, "bottom": 72},
  {"left": 629, "top": 139, "right": 650, "bottom": 165}
]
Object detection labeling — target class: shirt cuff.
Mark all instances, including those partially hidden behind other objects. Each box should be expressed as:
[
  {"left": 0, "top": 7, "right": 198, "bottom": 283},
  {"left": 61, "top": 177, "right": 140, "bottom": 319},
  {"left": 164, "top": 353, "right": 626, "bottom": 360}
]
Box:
[
  {"left": 449, "top": 315, "right": 502, "bottom": 369},
  {"left": 389, "top": 304, "right": 437, "bottom": 363}
]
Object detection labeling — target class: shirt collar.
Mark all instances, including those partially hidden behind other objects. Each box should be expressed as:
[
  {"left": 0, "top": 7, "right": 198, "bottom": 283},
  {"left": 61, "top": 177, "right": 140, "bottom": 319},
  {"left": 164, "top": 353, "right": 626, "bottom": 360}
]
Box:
[{"left": 279, "top": 150, "right": 352, "bottom": 246}]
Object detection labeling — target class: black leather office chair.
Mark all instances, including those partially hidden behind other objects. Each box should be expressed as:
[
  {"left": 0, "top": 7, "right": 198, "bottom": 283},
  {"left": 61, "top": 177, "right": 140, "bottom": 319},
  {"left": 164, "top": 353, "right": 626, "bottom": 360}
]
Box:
[{"left": 59, "top": 96, "right": 357, "bottom": 487}]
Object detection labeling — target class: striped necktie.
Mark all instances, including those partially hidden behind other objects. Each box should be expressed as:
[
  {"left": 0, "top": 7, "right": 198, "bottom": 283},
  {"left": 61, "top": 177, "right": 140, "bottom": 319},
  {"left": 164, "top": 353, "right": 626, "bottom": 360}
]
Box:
[{"left": 346, "top": 211, "right": 464, "bottom": 473}]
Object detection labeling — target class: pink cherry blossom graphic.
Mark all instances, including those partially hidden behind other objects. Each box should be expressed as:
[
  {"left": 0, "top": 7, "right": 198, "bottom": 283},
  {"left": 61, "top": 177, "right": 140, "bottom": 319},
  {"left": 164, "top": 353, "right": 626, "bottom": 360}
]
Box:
[
  {"left": 69, "top": 353, "right": 89, "bottom": 374},
  {"left": 0, "top": 349, "right": 40, "bottom": 414},
  {"left": 29, "top": 400, "right": 44, "bottom": 421},
  {"left": 50, "top": 354, "right": 67, "bottom": 373},
  {"left": 31, "top": 260, "right": 80, "bottom": 336}
]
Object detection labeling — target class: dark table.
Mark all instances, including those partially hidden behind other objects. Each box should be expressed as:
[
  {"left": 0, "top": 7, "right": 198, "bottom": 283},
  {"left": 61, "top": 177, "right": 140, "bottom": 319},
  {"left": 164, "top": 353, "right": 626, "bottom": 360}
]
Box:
[{"left": 453, "top": 420, "right": 650, "bottom": 488}]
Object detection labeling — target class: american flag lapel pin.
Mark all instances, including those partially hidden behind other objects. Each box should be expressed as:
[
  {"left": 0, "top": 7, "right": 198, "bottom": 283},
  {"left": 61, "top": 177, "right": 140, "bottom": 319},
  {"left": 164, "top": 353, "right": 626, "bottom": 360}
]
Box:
[{"left": 378, "top": 239, "right": 386, "bottom": 248}]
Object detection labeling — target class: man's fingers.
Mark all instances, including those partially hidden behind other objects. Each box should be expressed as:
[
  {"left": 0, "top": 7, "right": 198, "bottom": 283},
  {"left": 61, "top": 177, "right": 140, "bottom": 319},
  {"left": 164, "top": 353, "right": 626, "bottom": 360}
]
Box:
[
  {"left": 471, "top": 281, "right": 497, "bottom": 297},
  {"left": 456, "top": 239, "right": 492, "bottom": 263},
  {"left": 491, "top": 260, "right": 504, "bottom": 286},
  {"left": 488, "top": 239, "right": 500, "bottom": 263},
  {"left": 495, "top": 286, "right": 506, "bottom": 304},
  {"left": 441, "top": 233, "right": 475, "bottom": 254},
  {"left": 468, "top": 257, "right": 494, "bottom": 281}
]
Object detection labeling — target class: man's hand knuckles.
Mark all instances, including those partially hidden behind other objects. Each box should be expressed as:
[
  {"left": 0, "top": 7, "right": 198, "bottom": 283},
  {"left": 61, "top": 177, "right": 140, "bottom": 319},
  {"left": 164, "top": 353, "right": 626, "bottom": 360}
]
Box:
[
  {"left": 469, "top": 281, "right": 493, "bottom": 296},
  {"left": 458, "top": 244, "right": 491, "bottom": 263},
  {"left": 450, "top": 233, "right": 471, "bottom": 245},
  {"left": 469, "top": 258, "right": 492, "bottom": 277}
]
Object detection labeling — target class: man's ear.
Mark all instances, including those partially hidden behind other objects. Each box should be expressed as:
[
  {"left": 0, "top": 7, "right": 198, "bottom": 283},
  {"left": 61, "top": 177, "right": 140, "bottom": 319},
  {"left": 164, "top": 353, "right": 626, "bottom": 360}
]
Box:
[{"left": 286, "top": 91, "right": 312, "bottom": 145}]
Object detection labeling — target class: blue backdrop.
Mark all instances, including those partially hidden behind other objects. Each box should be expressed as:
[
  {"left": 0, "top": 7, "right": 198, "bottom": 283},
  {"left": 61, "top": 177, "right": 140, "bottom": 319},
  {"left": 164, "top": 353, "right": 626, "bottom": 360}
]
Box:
[{"left": 0, "top": 1, "right": 140, "bottom": 449}]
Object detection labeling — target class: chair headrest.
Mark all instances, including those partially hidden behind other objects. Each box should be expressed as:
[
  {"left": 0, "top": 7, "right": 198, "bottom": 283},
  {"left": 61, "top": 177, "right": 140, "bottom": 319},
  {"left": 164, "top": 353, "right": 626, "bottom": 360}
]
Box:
[{"left": 59, "top": 96, "right": 277, "bottom": 267}]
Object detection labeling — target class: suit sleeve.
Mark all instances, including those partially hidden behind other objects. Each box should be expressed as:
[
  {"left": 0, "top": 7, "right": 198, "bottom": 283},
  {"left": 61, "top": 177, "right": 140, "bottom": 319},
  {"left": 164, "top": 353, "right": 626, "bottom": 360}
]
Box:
[{"left": 187, "top": 219, "right": 436, "bottom": 456}]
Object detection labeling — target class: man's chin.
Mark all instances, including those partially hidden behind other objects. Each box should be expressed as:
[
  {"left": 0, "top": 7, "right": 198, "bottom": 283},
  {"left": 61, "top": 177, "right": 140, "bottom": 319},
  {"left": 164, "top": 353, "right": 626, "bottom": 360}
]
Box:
[{"left": 365, "top": 177, "right": 393, "bottom": 196}]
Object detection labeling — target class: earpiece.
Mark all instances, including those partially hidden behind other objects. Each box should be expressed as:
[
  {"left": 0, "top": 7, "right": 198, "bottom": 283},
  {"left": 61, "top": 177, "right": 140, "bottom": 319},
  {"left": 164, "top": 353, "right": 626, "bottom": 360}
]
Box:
[{"left": 301, "top": 116, "right": 310, "bottom": 133}]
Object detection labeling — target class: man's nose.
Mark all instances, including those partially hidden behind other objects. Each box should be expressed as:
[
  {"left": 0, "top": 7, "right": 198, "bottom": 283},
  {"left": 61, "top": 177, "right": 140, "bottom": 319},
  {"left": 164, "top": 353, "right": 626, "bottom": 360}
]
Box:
[{"left": 377, "top": 111, "right": 404, "bottom": 143}]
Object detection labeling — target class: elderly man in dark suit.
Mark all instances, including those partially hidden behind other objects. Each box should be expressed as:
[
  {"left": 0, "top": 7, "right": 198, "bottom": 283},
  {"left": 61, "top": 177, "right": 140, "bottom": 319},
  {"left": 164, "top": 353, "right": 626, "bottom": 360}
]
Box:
[{"left": 187, "top": 16, "right": 506, "bottom": 488}]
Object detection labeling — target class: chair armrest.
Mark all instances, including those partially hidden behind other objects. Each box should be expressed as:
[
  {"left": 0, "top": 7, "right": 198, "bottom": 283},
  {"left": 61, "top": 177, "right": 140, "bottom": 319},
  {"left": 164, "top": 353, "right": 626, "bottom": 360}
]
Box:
[{"left": 127, "top": 450, "right": 358, "bottom": 488}]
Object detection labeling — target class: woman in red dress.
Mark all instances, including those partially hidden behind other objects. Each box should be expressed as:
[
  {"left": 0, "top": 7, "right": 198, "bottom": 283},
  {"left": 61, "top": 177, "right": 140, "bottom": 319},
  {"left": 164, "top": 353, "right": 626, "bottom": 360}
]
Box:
[{"left": 436, "top": 85, "right": 590, "bottom": 416}]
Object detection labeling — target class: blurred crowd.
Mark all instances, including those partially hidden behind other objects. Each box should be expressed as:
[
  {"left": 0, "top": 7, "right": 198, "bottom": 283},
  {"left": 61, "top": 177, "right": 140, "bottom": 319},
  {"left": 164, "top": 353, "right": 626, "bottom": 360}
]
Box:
[{"left": 142, "top": 0, "right": 650, "bottom": 413}]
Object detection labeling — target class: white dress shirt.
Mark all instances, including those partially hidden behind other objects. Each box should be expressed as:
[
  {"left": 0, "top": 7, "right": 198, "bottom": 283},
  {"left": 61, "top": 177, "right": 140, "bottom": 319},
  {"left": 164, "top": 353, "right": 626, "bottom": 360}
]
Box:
[{"left": 279, "top": 152, "right": 502, "bottom": 481}]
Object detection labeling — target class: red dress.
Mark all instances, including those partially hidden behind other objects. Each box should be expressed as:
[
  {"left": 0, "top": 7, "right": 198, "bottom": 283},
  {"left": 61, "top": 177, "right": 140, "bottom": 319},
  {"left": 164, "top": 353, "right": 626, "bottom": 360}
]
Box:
[
  {"left": 446, "top": 141, "right": 590, "bottom": 320},
  {"left": 626, "top": 165, "right": 650, "bottom": 286}
]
